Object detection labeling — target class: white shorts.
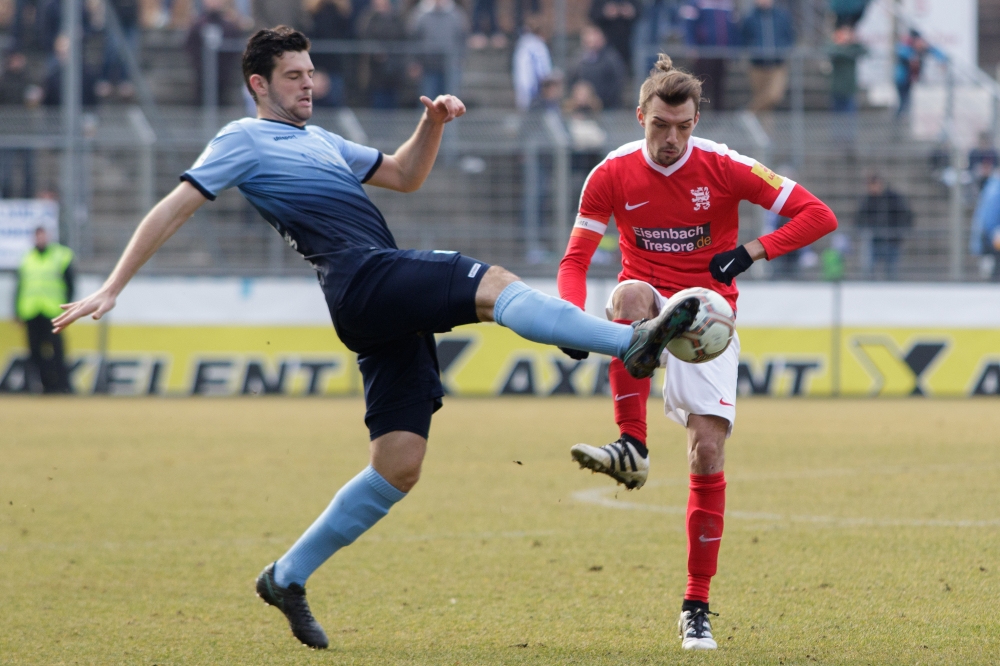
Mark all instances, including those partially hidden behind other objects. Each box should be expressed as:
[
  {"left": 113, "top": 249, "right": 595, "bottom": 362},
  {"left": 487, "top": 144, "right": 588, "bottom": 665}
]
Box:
[{"left": 606, "top": 280, "right": 738, "bottom": 437}]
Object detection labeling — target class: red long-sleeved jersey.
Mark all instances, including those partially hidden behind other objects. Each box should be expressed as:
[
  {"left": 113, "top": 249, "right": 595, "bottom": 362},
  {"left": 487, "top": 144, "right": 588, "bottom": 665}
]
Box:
[{"left": 557, "top": 137, "right": 837, "bottom": 311}]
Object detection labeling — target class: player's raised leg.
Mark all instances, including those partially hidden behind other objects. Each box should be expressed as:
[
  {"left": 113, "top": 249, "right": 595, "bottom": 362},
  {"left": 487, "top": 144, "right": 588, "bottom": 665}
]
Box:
[
  {"left": 571, "top": 282, "right": 660, "bottom": 489},
  {"left": 477, "top": 266, "right": 698, "bottom": 380},
  {"left": 679, "top": 413, "right": 728, "bottom": 650}
]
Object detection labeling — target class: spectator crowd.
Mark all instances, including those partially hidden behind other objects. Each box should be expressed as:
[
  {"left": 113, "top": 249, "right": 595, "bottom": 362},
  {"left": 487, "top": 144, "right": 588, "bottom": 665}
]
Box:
[{"left": 0, "top": 0, "right": 881, "bottom": 113}]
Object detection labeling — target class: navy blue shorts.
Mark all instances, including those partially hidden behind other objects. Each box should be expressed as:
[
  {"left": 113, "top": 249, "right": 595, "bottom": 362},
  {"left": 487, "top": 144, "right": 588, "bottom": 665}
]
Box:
[{"left": 322, "top": 249, "right": 489, "bottom": 439}]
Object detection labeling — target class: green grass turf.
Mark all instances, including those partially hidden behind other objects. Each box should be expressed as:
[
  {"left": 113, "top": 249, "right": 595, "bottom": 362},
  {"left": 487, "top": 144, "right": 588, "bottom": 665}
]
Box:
[{"left": 2, "top": 397, "right": 999, "bottom": 664}]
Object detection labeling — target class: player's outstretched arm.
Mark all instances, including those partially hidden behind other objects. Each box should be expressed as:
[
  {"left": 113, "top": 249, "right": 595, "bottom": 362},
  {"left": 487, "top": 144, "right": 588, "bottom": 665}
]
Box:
[
  {"left": 366, "top": 95, "right": 465, "bottom": 193},
  {"left": 52, "top": 182, "right": 207, "bottom": 332}
]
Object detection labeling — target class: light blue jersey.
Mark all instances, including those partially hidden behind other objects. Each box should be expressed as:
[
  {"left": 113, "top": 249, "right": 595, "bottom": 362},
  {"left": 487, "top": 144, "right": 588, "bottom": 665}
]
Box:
[{"left": 181, "top": 118, "right": 394, "bottom": 264}]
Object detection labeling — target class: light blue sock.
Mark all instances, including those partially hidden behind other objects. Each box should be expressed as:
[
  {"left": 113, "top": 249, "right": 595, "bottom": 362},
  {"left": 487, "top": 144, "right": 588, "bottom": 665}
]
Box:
[
  {"left": 274, "top": 465, "right": 406, "bottom": 588},
  {"left": 493, "top": 281, "right": 634, "bottom": 358}
]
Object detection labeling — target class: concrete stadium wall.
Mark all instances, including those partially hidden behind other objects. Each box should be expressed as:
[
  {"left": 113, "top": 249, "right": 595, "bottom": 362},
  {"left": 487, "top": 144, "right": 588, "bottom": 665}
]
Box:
[{"left": 1, "top": 275, "right": 998, "bottom": 398}]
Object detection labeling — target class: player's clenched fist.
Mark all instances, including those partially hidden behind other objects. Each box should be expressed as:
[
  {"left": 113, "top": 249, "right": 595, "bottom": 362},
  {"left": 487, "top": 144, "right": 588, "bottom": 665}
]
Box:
[
  {"left": 709, "top": 246, "right": 754, "bottom": 286},
  {"left": 420, "top": 95, "right": 466, "bottom": 124}
]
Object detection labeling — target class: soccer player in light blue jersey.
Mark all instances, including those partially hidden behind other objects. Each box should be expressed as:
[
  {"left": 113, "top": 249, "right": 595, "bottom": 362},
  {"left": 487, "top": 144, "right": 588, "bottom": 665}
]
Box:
[{"left": 53, "top": 26, "right": 700, "bottom": 649}]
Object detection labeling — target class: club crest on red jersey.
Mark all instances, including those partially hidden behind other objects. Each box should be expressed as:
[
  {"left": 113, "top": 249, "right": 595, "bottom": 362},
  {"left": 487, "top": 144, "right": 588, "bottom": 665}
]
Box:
[{"left": 691, "top": 186, "right": 711, "bottom": 211}]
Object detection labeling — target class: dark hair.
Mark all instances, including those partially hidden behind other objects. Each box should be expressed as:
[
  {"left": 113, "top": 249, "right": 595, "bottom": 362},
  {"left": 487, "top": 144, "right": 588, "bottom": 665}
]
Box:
[
  {"left": 638, "top": 54, "right": 703, "bottom": 114},
  {"left": 242, "top": 26, "right": 311, "bottom": 101}
]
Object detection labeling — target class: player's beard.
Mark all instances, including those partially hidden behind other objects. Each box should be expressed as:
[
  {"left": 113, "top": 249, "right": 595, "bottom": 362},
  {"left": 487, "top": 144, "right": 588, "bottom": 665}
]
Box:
[{"left": 654, "top": 143, "right": 683, "bottom": 167}]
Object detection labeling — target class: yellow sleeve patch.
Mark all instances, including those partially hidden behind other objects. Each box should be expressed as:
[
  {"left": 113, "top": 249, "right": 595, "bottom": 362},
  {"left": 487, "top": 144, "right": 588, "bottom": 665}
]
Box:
[{"left": 751, "top": 162, "right": 785, "bottom": 190}]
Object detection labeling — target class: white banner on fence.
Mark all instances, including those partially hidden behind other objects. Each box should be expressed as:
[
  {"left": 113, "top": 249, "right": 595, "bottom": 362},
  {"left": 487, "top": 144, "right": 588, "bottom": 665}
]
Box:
[
  {"left": 1, "top": 275, "right": 999, "bottom": 328},
  {"left": 0, "top": 200, "right": 59, "bottom": 270}
]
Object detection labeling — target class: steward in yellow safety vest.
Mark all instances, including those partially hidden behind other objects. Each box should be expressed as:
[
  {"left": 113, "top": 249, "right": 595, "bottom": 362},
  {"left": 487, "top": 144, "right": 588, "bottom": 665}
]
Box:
[
  {"left": 15, "top": 227, "right": 74, "bottom": 393},
  {"left": 16, "top": 232, "right": 74, "bottom": 321}
]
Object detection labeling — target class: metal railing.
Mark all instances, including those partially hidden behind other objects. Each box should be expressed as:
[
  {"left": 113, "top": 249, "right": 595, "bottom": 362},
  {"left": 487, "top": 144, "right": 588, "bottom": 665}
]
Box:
[{"left": 0, "top": 106, "right": 987, "bottom": 282}]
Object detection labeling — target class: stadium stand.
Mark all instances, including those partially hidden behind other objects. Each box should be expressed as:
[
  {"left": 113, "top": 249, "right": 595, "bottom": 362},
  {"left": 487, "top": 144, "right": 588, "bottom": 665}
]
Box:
[{"left": 0, "top": 0, "right": 997, "bottom": 282}]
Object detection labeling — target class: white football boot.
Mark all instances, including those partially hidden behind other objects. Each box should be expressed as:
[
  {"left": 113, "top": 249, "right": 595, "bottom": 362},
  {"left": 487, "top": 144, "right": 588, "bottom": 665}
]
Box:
[
  {"left": 678, "top": 608, "right": 719, "bottom": 650},
  {"left": 570, "top": 435, "right": 648, "bottom": 490}
]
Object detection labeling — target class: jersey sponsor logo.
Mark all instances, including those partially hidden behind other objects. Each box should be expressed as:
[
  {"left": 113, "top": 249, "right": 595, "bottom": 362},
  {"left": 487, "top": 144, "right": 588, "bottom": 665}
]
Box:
[
  {"left": 690, "top": 186, "right": 711, "bottom": 211},
  {"left": 468, "top": 263, "right": 482, "bottom": 278},
  {"left": 751, "top": 162, "right": 784, "bottom": 190},
  {"left": 633, "top": 223, "right": 712, "bottom": 253},
  {"left": 273, "top": 134, "right": 299, "bottom": 141},
  {"left": 624, "top": 201, "right": 649, "bottom": 210},
  {"left": 719, "top": 398, "right": 734, "bottom": 406}
]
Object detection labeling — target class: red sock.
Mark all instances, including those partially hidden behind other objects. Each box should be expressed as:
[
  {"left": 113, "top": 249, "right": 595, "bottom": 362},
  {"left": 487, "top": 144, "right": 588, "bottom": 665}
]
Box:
[
  {"left": 609, "top": 325, "right": 650, "bottom": 444},
  {"left": 685, "top": 471, "right": 726, "bottom": 603}
]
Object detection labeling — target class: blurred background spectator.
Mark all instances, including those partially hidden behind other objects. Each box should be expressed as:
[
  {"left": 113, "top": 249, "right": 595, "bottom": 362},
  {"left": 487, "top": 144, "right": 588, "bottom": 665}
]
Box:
[
  {"left": 0, "top": 50, "right": 41, "bottom": 106},
  {"left": 0, "top": 50, "right": 40, "bottom": 199},
  {"left": 971, "top": 167, "right": 1000, "bottom": 281},
  {"left": 855, "top": 173, "right": 913, "bottom": 280},
  {"left": 532, "top": 72, "right": 563, "bottom": 112},
  {"left": 829, "top": 0, "right": 870, "bottom": 28},
  {"left": 186, "top": 0, "right": 248, "bottom": 105},
  {"left": 741, "top": 0, "right": 794, "bottom": 113},
  {"left": 409, "top": 0, "right": 467, "bottom": 102},
  {"left": 821, "top": 232, "right": 849, "bottom": 281},
  {"left": 305, "top": 0, "right": 353, "bottom": 109},
  {"left": 588, "top": 0, "right": 639, "bottom": 66},
  {"left": 895, "top": 29, "right": 946, "bottom": 118},
  {"left": 43, "top": 33, "right": 98, "bottom": 106},
  {"left": 512, "top": 0, "right": 540, "bottom": 45},
  {"left": 95, "top": 0, "right": 140, "bottom": 101},
  {"left": 968, "top": 131, "right": 999, "bottom": 193},
  {"left": 563, "top": 78, "right": 602, "bottom": 119},
  {"left": 827, "top": 24, "right": 865, "bottom": 113},
  {"left": 356, "top": 0, "right": 406, "bottom": 108},
  {"left": 467, "top": 0, "right": 506, "bottom": 50},
  {"left": 568, "top": 24, "right": 626, "bottom": 110},
  {"left": 512, "top": 12, "right": 550, "bottom": 111},
  {"left": 679, "top": 0, "right": 738, "bottom": 111}
]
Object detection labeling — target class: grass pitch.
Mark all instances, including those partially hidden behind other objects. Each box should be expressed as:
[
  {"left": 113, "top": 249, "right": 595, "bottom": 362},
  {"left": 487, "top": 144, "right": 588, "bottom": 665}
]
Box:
[{"left": 2, "top": 397, "right": 999, "bottom": 665}]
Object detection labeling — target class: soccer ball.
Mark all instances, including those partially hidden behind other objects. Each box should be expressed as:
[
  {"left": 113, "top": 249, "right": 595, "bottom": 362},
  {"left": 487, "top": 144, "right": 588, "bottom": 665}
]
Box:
[{"left": 664, "top": 287, "right": 735, "bottom": 364}]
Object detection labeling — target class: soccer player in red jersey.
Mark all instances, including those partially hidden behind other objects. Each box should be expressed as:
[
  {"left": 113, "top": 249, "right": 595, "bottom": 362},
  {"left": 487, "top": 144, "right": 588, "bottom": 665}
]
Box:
[{"left": 557, "top": 54, "right": 838, "bottom": 650}]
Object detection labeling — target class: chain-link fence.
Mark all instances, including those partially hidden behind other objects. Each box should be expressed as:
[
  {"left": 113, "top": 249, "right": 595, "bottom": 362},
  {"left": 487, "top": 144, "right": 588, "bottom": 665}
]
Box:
[{"left": 0, "top": 103, "right": 991, "bottom": 281}]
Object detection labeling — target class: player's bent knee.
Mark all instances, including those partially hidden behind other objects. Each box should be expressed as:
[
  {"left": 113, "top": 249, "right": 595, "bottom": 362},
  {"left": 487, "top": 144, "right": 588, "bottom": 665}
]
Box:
[
  {"left": 612, "top": 284, "right": 658, "bottom": 320},
  {"left": 370, "top": 430, "right": 428, "bottom": 493},
  {"left": 475, "top": 266, "right": 521, "bottom": 322}
]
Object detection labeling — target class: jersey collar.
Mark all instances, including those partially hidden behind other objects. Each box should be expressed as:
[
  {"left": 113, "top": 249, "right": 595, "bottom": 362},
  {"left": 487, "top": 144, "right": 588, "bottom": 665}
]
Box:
[
  {"left": 259, "top": 117, "right": 308, "bottom": 130},
  {"left": 641, "top": 139, "right": 693, "bottom": 178}
]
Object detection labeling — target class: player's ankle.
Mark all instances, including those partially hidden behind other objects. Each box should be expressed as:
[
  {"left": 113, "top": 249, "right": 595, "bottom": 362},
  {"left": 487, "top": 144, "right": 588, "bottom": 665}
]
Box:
[
  {"left": 620, "top": 433, "right": 648, "bottom": 458},
  {"left": 682, "top": 599, "right": 710, "bottom": 614}
]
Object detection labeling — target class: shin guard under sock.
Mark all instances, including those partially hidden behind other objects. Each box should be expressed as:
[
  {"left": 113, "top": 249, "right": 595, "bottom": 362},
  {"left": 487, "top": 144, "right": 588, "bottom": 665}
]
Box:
[
  {"left": 685, "top": 471, "right": 726, "bottom": 603},
  {"left": 608, "top": 334, "right": 650, "bottom": 444}
]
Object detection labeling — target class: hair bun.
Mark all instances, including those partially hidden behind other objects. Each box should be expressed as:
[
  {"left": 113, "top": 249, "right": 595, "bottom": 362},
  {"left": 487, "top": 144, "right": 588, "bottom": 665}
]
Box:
[{"left": 654, "top": 54, "right": 674, "bottom": 73}]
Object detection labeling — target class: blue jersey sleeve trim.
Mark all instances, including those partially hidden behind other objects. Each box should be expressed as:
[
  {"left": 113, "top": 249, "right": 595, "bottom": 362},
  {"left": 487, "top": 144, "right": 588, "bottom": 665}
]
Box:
[
  {"left": 362, "top": 152, "right": 384, "bottom": 183},
  {"left": 180, "top": 173, "right": 217, "bottom": 201}
]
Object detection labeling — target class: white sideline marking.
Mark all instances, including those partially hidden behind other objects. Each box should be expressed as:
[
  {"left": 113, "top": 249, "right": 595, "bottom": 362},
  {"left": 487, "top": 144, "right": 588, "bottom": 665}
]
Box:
[{"left": 571, "top": 467, "right": 1000, "bottom": 528}]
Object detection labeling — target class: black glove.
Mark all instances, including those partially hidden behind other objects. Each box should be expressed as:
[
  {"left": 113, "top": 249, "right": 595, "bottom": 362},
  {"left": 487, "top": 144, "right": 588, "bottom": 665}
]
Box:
[
  {"left": 709, "top": 245, "right": 754, "bottom": 286},
  {"left": 559, "top": 347, "right": 590, "bottom": 361}
]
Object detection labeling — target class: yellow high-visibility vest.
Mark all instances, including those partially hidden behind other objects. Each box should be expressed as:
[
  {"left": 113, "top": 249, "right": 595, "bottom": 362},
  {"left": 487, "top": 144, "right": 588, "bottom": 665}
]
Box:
[{"left": 17, "top": 243, "right": 74, "bottom": 320}]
